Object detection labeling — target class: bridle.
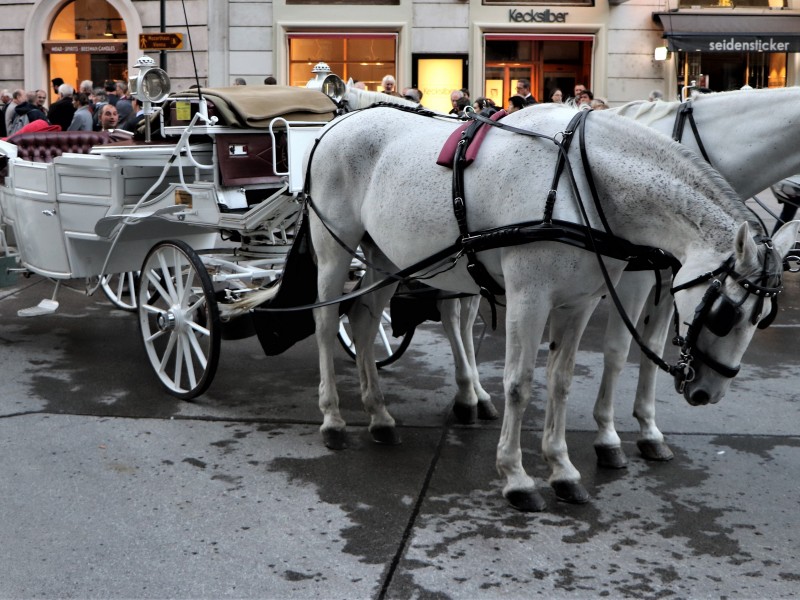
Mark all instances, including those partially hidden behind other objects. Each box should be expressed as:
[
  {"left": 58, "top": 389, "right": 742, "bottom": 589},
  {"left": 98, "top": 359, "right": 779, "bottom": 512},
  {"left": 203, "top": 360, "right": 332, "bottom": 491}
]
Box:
[{"left": 669, "top": 239, "right": 784, "bottom": 391}]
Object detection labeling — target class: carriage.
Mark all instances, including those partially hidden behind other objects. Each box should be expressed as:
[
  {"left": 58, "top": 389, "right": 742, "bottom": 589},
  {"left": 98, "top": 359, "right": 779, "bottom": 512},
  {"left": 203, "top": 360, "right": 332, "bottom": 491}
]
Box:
[{"left": 0, "top": 59, "right": 411, "bottom": 399}]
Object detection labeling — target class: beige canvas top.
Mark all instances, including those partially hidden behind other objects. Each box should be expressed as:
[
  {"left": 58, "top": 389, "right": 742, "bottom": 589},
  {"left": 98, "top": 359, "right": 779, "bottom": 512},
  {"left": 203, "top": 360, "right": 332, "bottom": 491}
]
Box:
[{"left": 169, "top": 85, "right": 337, "bottom": 128}]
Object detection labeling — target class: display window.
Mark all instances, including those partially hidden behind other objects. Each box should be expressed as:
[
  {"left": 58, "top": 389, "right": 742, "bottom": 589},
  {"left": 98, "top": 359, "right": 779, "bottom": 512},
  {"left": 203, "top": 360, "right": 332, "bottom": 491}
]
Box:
[
  {"left": 288, "top": 33, "right": 397, "bottom": 90},
  {"left": 44, "top": 0, "right": 128, "bottom": 101},
  {"left": 484, "top": 34, "right": 593, "bottom": 106}
]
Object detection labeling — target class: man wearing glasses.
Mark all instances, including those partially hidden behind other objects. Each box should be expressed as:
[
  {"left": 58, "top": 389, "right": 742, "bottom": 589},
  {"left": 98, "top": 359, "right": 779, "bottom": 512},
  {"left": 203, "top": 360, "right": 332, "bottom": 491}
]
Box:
[{"left": 515, "top": 79, "right": 537, "bottom": 106}]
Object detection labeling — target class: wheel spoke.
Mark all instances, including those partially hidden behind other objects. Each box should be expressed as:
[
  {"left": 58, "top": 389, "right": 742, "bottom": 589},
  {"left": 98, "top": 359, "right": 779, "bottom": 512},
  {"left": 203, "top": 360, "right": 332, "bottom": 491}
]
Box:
[{"left": 139, "top": 241, "right": 220, "bottom": 399}]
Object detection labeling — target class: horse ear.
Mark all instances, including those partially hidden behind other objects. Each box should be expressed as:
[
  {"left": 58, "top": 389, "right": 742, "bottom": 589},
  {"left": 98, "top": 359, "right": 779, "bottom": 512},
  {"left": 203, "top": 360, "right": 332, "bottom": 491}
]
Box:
[
  {"left": 734, "top": 222, "right": 758, "bottom": 266},
  {"left": 347, "top": 77, "right": 354, "bottom": 89},
  {"left": 771, "top": 220, "right": 800, "bottom": 259}
]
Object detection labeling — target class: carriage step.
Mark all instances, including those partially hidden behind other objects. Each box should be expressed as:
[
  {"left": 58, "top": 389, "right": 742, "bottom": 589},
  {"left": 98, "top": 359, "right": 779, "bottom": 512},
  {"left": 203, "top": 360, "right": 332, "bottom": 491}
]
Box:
[{"left": 18, "top": 299, "right": 59, "bottom": 317}]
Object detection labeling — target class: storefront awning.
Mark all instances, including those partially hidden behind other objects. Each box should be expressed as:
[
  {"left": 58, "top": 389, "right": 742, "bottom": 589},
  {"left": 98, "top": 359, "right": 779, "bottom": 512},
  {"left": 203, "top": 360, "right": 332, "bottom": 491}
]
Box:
[{"left": 653, "top": 12, "right": 800, "bottom": 52}]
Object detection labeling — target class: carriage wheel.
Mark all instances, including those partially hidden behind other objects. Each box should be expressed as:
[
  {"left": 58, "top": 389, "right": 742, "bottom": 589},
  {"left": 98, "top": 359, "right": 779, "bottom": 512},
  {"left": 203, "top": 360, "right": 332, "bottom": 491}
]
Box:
[
  {"left": 337, "top": 310, "right": 414, "bottom": 369},
  {"left": 137, "top": 240, "right": 220, "bottom": 399},
  {"left": 100, "top": 271, "right": 139, "bottom": 312}
]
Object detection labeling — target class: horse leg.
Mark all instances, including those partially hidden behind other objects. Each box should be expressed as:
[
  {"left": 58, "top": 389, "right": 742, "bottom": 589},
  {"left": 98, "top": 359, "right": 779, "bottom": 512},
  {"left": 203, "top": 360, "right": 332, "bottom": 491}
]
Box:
[
  {"left": 461, "top": 296, "right": 497, "bottom": 420},
  {"left": 544, "top": 302, "right": 598, "bottom": 504},
  {"left": 347, "top": 273, "right": 401, "bottom": 445},
  {"left": 632, "top": 280, "right": 675, "bottom": 462},
  {"left": 496, "top": 290, "right": 548, "bottom": 512},
  {"left": 593, "top": 270, "right": 655, "bottom": 469},
  {"left": 439, "top": 297, "right": 480, "bottom": 424},
  {"left": 310, "top": 216, "right": 362, "bottom": 451}
]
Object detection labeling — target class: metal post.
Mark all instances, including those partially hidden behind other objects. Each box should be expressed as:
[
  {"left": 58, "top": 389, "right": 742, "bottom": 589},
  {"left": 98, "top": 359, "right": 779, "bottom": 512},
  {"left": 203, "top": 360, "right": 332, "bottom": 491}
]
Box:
[{"left": 160, "top": 0, "right": 167, "bottom": 71}]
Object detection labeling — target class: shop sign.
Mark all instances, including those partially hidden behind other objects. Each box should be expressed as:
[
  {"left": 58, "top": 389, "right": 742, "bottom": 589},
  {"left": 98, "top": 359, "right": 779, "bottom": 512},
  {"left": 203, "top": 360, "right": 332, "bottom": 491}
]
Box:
[
  {"left": 42, "top": 40, "right": 127, "bottom": 54},
  {"left": 509, "top": 9, "right": 568, "bottom": 24},
  {"left": 667, "top": 35, "right": 800, "bottom": 53},
  {"left": 139, "top": 33, "right": 184, "bottom": 50}
]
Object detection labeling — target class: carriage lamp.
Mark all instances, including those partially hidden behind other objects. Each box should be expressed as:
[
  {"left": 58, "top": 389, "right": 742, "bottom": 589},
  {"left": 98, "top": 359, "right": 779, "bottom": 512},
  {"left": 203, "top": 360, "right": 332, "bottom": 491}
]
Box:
[
  {"left": 129, "top": 56, "right": 171, "bottom": 104},
  {"left": 306, "top": 62, "right": 346, "bottom": 104}
]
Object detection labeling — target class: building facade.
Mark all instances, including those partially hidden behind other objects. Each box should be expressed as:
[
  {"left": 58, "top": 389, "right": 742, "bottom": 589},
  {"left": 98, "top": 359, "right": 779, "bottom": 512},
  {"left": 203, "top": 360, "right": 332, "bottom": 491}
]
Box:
[{"left": 1, "top": 0, "right": 798, "bottom": 109}]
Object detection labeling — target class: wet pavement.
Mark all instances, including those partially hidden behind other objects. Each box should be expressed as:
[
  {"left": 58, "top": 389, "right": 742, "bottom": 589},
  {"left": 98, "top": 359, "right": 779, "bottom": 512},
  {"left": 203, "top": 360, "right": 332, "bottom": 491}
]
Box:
[{"left": 1, "top": 195, "right": 799, "bottom": 599}]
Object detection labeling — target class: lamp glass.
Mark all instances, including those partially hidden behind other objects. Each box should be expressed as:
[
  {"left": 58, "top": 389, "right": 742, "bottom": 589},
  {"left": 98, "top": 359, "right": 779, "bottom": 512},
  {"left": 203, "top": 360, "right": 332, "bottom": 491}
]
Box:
[{"left": 654, "top": 46, "right": 669, "bottom": 61}]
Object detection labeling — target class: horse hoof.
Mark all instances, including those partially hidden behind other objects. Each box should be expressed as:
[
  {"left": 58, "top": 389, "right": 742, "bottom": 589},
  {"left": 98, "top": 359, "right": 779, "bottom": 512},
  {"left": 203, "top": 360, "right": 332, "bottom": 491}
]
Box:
[
  {"left": 637, "top": 439, "right": 674, "bottom": 462},
  {"left": 505, "top": 489, "right": 547, "bottom": 512},
  {"left": 322, "top": 428, "right": 348, "bottom": 450},
  {"left": 552, "top": 481, "right": 590, "bottom": 504},
  {"left": 477, "top": 399, "right": 499, "bottom": 421},
  {"left": 595, "top": 445, "right": 628, "bottom": 470},
  {"left": 452, "top": 403, "right": 478, "bottom": 425},
  {"left": 370, "top": 426, "right": 401, "bottom": 445}
]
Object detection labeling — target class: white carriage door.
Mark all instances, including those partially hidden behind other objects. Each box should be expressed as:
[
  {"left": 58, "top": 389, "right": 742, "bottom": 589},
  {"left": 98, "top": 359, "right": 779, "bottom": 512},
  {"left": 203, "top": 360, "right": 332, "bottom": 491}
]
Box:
[{"left": 287, "top": 33, "right": 398, "bottom": 91}]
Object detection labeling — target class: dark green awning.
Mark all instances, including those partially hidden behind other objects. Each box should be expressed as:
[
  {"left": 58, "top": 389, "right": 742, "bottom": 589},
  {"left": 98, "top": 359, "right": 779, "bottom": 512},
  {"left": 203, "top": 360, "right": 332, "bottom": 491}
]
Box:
[{"left": 653, "top": 12, "right": 800, "bottom": 52}]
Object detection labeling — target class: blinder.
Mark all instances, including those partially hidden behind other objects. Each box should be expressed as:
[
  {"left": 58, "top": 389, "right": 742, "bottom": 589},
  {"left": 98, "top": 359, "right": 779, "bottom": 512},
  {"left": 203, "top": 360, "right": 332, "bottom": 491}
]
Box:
[{"left": 672, "top": 239, "right": 784, "bottom": 385}]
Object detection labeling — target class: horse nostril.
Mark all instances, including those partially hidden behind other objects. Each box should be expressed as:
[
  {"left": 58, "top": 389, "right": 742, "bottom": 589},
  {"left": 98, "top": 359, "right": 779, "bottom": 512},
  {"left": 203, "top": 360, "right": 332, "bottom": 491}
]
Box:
[{"left": 690, "top": 389, "right": 710, "bottom": 406}]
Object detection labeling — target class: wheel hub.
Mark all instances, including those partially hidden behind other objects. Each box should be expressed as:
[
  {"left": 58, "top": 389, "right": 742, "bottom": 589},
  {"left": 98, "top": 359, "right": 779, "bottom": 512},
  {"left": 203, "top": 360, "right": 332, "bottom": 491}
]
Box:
[{"left": 157, "top": 309, "right": 177, "bottom": 332}]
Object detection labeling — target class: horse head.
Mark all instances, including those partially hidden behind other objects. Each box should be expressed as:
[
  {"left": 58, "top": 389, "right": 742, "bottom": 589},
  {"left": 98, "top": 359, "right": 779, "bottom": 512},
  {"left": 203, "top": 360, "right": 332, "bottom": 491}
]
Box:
[{"left": 670, "top": 220, "right": 799, "bottom": 406}]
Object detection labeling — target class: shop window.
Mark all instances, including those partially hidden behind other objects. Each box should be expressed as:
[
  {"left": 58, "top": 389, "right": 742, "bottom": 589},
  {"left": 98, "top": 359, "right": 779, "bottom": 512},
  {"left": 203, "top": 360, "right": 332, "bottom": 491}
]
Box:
[
  {"left": 411, "top": 56, "right": 468, "bottom": 114},
  {"left": 45, "top": 0, "right": 128, "bottom": 102},
  {"left": 288, "top": 34, "right": 397, "bottom": 89},
  {"left": 484, "top": 35, "right": 592, "bottom": 107},
  {"left": 287, "top": 0, "right": 398, "bottom": 5},
  {"left": 483, "top": 0, "right": 593, "bottom": 6},
  {"left": 677, "top": 0, "right": 784, "bottom": 7},
  {"left": 676, "top": 50, "right": 787, "bottom": 92}
]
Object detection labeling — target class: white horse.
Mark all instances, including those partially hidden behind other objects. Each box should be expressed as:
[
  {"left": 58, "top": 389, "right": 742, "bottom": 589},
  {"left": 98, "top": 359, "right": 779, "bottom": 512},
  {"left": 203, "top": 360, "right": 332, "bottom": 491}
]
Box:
[
  {"left": 340, "top": 84, "right": 498, "bottom": 420},
  {"left": 586, "top": 87, "right": 800, "bottom": 467},
  {"left": 438, "top": 87, "right": 800, "bottom": 467},
  {"left": 304, "top": 103, "right": 798, "bottom": 511}
]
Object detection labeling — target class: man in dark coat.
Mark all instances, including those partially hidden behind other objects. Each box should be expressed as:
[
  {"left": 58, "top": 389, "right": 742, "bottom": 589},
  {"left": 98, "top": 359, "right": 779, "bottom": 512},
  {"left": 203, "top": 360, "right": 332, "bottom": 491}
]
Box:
[
  {"left": 47, "top": 83, "right": 76, "bottom": 131},
  {"left": 7, "top": 91, "right": 48, "bottom": 135}
]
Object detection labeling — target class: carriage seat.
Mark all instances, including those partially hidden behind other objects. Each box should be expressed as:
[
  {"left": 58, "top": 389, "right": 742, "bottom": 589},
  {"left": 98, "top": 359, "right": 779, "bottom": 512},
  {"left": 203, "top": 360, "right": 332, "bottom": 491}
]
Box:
[{"left": 10, "top": 130, "right": 126, "bottom": 163}]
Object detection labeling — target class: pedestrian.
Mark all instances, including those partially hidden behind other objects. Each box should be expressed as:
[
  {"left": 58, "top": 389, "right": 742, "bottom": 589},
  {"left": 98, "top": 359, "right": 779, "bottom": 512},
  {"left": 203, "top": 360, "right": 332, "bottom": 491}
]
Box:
[
  {"left": 515, "top": 79, "right": 537, "bottom": 105},
  {"left": 47, "top": 82, "right": 76, "bottom": 131},
  {"left": 380, "top": 75, "right": 400, "bottom": 96},
  {"left": 264, "top": 76, "right": 277, "bottom": 85},
  {"left": 51, "top": 77, "right": 64, "bottom": 96},
  {"left": 0, "top": 89, "right": 11, "bottom": 137},
  {"left": 473, "top": 96, "right": 497, "bottom": 116},
  {"left": 507, "top": 95, "right": 525, "bottom": 113},
  {"left": 34, "top": 89, "right": 49, "bottom": 115},
  {"left": 233, "top": 77, "right": 246, "bottom": 86},
  {"left": 648, "top": 89, "right": 664, "bottom": 102},
  {"left": 67, "top": 93, "right": 93, "bottom": 131},
  {"left": 96, "top": 103, "right": 119, "bottom": 131},
  {"left": 4, "top": 89, "right": 24, "bottom": 135},
  {"left": 549, "top": 88, "right": 563, "bottom": 103},
  {"left": 402, "top": 87, "right": 422, "bottom": 103},
  {"left": 8, "top": 91, "right": 49, "bottom": 136},
  {"left": 115, "top": 81, "right": 132, "bottom": 124},
  {"left": 449, "top": 89, "right": 464, "bottom": 115}
]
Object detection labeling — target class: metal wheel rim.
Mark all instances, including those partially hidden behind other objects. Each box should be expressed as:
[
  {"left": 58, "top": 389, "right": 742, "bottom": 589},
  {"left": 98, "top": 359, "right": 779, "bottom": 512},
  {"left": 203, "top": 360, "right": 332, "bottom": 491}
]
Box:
[
  {"left": 100, "top": 271, "right": 139, "bottom": 312},
  {"left": 137, "top": 241, "right": 220, "bottom": 399},
  {"left": 338, "top": 310, "right": 414, "bottom": 369}
]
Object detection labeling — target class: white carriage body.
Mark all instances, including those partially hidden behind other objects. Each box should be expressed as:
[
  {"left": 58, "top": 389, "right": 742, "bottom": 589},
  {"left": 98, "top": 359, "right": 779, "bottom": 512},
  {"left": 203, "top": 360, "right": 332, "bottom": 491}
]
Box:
[{"left": 0, "top": 86, "right": 334, "bottom": 281}]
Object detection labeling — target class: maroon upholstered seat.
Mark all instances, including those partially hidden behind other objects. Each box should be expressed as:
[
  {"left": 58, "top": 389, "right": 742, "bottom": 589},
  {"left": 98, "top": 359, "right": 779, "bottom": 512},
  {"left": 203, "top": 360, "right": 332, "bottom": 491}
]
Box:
[{"left": 10, "top": 131, "right": 115, "bottom": 163}]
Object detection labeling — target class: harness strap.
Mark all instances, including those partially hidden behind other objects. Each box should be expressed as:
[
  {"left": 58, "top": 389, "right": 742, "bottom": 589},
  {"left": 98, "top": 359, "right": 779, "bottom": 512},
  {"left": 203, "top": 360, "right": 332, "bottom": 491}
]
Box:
[{"left": 672, "top": 101, "right": 711, "bottom": 163}]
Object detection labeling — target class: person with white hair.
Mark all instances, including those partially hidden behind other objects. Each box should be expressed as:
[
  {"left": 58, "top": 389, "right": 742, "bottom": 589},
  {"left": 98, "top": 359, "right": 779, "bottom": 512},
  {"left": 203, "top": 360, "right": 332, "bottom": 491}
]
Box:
[
  {"left": 48, "top": 82, "right": 76, "bottom": 131},
  {"left": 381, "top": 74, "right": 400, "bottom": 96},
  {"left": 648, "top": 89, "right": 664, "bottom": 101}
]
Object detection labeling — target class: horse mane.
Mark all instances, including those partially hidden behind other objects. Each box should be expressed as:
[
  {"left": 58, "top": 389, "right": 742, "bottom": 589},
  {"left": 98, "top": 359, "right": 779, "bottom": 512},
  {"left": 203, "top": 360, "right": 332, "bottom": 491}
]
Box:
[
  {"left": 662, "top": 139, "right": 765, "bottom": 235},
  {"left": 345, "top": 87, "right": 419, "bottom": 110}
]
